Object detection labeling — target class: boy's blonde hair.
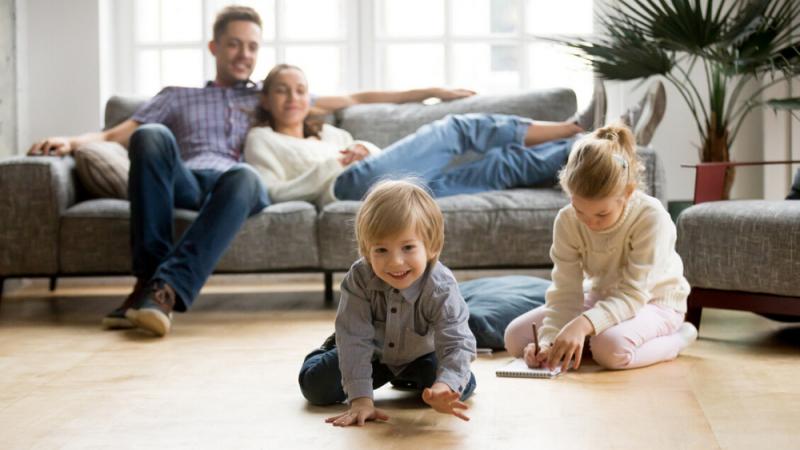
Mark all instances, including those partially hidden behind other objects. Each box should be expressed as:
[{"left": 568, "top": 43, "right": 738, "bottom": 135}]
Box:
[
  {"left": 355, "top": 179, "right": 444, "bottom": 262},
  {"left": 559, "top": 123, "right": 643, "bottom": 199}
]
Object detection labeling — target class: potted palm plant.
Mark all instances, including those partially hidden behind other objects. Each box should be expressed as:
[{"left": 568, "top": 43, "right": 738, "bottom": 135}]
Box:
[{"left": 552, "top": 0, "right": 799, "bottom": 198}]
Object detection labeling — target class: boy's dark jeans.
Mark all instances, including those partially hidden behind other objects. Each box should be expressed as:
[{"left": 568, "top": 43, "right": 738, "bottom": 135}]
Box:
[{"left": 298, "top": 347, "right": 476, "bottom": 406}]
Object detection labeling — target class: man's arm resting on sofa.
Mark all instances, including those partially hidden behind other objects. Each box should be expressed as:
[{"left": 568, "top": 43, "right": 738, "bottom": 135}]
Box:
[
  {"left": 27, "top": 119, "right": 141, "bottom": 157},
  {"left": 311, "top": 88, "right": 476, "bottom": 115}
]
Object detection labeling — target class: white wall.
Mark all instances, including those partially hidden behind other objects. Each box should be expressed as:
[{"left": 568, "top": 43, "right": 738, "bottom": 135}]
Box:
[
  {"left": 0, "top": 0, "right": 16, "bottom": 157},
  {"left": 17, "top": 0, "right": 103, "bottom": 150}
]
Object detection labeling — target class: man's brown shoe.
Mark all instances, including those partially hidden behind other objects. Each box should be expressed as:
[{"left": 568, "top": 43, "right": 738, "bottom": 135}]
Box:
[
  {"left": 101, "top": 278, "right": 148, "bottom": 330},
  {"left": 126, "top": 281, "right": 176, "bottom": 337}
]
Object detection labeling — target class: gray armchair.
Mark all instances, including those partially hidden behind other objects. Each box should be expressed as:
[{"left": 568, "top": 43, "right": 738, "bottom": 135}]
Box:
[{"left": 677, "top": 161, "right": 800, "bottom": 329}]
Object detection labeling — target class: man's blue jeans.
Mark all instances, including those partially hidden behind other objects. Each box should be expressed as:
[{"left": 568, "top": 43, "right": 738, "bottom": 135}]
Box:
[
  {"left": 128, "top": 124, "right": 269, "bottom": 311},
  {"left": 298, "top": 347, "right": 477, "bottom": 406},
  {"left": 333, "top": 113, "right": 576, "bottom": 200}
]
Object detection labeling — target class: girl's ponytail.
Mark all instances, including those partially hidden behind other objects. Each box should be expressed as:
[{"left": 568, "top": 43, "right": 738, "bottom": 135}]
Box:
[
  {"left": 596, "top": 124, "right": 637, "bottom": 169},
  {"left": 559, "top": 122, "right": 643, "bottom": 199}
]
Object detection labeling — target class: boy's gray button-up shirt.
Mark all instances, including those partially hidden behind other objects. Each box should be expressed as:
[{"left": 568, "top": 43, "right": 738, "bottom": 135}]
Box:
[{"left": 335, "top": 258, "right": 477, "bottom": 402}]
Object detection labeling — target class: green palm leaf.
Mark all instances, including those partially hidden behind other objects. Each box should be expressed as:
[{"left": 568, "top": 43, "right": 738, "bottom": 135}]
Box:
[
  {"left": 719, "top": 0, "right": 770, "bottom": 47},
  {"left": 766, "top": 98, "right": 800, "bottom": 110},
  {"left": 618, "top": 0, "right": 732, "bottom": 53}
]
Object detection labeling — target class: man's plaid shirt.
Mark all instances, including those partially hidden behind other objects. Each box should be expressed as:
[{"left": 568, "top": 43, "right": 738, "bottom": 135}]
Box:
[{"left": 131, "top": 81, "right": 259, "bottom": 172}]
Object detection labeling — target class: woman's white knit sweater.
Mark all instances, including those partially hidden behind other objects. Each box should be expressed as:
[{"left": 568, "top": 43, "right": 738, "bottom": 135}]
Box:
[
  {"left": 540, "top": 190, "right": 690, "bottom": 346},
  {"left": 244, "top": 124, "right": 380, "bottom": 206}
]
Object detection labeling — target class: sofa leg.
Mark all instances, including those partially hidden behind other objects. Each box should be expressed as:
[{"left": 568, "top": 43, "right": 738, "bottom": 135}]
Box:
[
  {"left": 49, "top": 276, "right": 58, "bottom": 292},
  {"left": 686, "top": 306, "right": 702, "bottom": 331},
  {"left": 324, "top": 272, "right": 334, "bottom": 305}
]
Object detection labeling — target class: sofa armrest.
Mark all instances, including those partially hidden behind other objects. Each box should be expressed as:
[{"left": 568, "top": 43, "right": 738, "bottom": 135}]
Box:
[{"left": 0, "top": 156, "right": 78, "bottom": 276}]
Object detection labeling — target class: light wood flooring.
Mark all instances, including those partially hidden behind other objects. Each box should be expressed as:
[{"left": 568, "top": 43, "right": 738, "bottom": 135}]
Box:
[{"left": 0, "top": 273, "right": 798, "bottom": 449}]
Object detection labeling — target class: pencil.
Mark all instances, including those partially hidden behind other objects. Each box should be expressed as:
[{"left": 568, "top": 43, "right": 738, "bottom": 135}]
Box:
[{"left": 532, "top": 323, "right": 539, "bottom": 357}]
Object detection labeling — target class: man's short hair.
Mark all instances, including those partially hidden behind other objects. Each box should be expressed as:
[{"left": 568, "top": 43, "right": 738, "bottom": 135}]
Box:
[
  {"left": 213, "top": 5, "right": 262, "bottom": 41},
  {"left": 355, "top": 179, "right": 444, "bottom": 262}
]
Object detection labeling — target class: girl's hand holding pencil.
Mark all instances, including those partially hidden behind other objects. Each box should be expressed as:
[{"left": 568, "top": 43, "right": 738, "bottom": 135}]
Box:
[
  {"left": 523, "top": 323, "right": 546, "bottom": 368},
  {"left": 542, "top": 315, "right": 595, "bottom": 372}
]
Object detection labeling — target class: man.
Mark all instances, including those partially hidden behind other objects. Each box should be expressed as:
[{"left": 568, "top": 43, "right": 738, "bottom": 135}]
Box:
[{"left": 28, "top": 5, "right": 474, "bottom": 337}]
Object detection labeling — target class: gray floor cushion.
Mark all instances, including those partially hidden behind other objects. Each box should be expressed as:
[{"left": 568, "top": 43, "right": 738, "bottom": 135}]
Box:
[{"left": 461, "top": 275, "right": 550, "bottom": 350}]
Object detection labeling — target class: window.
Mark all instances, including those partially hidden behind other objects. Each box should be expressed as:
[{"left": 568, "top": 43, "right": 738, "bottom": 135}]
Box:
[
  {"left": 118, "top": 0, "right": 348, "bottom": 96},
  {"left": 115, "top": 0, "right": 593, "bottom": 105},
  {"left": 373, "top": 0, "right": 594, "bottom": 106}
]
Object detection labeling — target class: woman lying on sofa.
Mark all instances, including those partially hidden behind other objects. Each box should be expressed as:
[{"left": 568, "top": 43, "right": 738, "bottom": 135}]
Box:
[{"left": 244, "top": 64, "right": 613, "bottom": 206}]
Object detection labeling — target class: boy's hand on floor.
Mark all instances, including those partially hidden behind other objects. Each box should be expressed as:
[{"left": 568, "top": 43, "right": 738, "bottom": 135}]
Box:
[
  {"left": 325, "top": 397, "right": 389, "bottom": 427},
  {"left": 422, "top": 382, "right": 470, "bottom": 421}
]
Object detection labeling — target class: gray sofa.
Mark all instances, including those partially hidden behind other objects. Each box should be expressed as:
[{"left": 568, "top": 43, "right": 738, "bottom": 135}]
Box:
[{"left": 0, "top": 88, "right": 666, "bottom": 302}]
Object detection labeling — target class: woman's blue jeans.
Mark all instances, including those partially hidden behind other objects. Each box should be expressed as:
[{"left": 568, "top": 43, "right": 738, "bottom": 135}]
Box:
[
  {"left": 333, "top": 113, "right": 575, "bottom": 200},
  {"left": 298, "top": 347, "right": 477, "bottom": 406},
  {"left": 128, "top": 124, "right": 269, "bottom": 310}
]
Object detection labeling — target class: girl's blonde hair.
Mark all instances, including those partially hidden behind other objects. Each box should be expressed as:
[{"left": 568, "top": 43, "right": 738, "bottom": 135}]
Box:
[
  {"left": 355, "top": 179, "right": 444, "bottom": 262},
  {"left": 559, "top": 122, "right": 643, "bottom": 199}
]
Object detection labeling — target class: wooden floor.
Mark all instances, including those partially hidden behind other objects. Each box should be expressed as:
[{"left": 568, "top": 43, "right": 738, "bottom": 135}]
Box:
[{"left": 1, "top": 274, "right": 798, "bottom": 450}]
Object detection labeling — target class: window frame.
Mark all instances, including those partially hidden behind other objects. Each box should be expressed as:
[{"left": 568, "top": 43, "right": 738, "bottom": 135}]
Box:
[
  {"left": 111, "top": 0, "right": 594, "bottom": 100},
  {"left": 368, "top": 0, "right": 594, "bottom": 96}
]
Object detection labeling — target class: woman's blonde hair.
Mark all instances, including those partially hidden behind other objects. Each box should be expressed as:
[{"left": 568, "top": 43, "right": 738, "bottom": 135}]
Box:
[
  {"left": 355, "top": 179, "right": 444, "bottom": 262},
  {"left": 559, "top": 122, "right": 643, "bottom": 199}
]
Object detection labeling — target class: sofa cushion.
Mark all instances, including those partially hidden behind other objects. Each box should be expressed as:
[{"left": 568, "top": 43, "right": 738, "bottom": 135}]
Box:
[
  {"left": 104, "top": 95, "right": 149, "bottom": 130},
  {"left": 73, "top": 142, "right": 129, "bottom": 199},
  {"left": 318, "top": 188, "right": 569, "bottom": 270},
  {"left": 676, "top": 200, "right": 800, "bottom": 297},
  {"left": 59, "top": 199, "right": 319, "bottom": 273},
  {"left": 461, "top": 275, "right": 550, "bottom": 350},
  {"left": 335, "top": 88, "right": 577, "bottom": 148}
]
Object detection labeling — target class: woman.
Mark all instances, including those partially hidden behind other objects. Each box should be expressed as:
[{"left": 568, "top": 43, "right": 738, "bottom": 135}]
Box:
[{"left": 244, "top": 64, "right": 596, "bottom": 206}]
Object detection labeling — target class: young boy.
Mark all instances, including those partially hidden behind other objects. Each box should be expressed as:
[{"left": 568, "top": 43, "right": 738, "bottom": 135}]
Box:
[{"left": 298, "top": 179, "right": 477, "bottom": 427}]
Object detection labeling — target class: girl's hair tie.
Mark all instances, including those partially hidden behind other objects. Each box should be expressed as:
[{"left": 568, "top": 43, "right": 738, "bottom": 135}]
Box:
[{"left": 612, "top": 154, "right": 628, "bottom": 169}]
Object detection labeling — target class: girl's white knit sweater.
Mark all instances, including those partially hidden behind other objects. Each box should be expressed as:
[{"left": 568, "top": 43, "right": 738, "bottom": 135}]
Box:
[
  {"left": 540, "top": 190, "right": 690, "bottom": 346},
  {"left": 244, "top": 124, "right": 380, "bottom": 206}
]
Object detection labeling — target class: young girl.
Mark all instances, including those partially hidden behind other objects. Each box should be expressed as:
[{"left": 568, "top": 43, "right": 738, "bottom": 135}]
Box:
[
  {"left": 504, "top": 124, "right": 697, "bottom": 372},
  {"left": 298, "top": 179, "right": 477, "bottom": 426}
]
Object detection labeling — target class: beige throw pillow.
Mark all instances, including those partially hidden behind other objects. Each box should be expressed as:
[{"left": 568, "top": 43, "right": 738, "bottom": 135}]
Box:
[{"left": 73, "top": 142, "right": 129, "bottom": 199}]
